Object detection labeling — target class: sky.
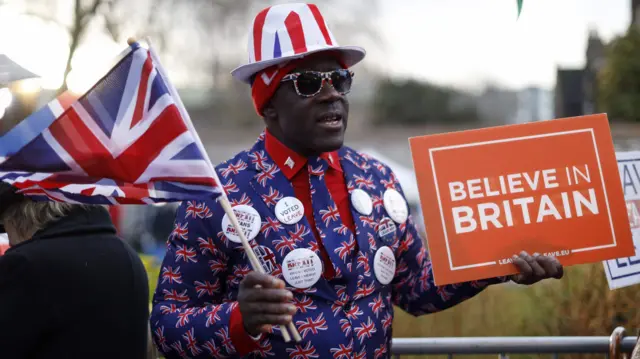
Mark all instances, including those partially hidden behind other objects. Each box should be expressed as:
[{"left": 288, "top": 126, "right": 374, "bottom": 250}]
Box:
[
  {"left": 378, "top": 0, "right": 631, "bottom": 91},
  {"left": 0, "top": 0, "right": 633, "bottom": 93}
]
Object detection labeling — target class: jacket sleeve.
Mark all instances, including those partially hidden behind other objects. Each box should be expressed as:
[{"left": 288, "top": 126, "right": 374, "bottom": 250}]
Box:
[
  {"left": 389, "top": 186, "right": 510, "bottom": 317},
  {"left": 0, "top": 252, "right": 50, "bottom": 358},
  {"left": 149, "top": 199, "right": 259, "bottom": 358}
]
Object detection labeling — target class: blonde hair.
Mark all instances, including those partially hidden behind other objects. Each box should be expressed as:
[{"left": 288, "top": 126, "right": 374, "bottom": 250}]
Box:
[{"left": 0, "top": 198, "right": 76, "bottom": 241}]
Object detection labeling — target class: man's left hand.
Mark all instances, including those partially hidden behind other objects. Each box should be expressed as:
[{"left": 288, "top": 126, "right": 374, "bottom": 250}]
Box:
[{"left": 510, "top": 251, "right": 564, "bottom": 285}]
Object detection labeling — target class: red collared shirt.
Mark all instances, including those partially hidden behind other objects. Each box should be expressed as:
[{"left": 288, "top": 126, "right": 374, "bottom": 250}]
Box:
[{"left": 264, "top": 130, "right": 356, "bottom": 279}]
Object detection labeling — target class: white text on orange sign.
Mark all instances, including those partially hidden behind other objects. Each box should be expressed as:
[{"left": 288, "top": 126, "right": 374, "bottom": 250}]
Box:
[{"left": 447, "top": 165, "right": 598, "bottom": 234}]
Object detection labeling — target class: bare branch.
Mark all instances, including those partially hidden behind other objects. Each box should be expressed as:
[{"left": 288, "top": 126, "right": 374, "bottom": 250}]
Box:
[
  {"left": 102, "top": 0, "right": 123, "bottom": 42},
  {"left": 20, "top": 8, "right": 71, "bottom": 31},
  {"left": 80, "top": 0, "right": 104, "bottom": 19},
  {"left": 104, "top": 17, "right": 120, "bottom": 42}
]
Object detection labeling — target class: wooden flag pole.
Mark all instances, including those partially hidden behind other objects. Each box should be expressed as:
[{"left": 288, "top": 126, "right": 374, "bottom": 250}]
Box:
[
  {"left": 136, "top": 37, "right": 301, "bottom": 343},
  {"left": 217, "top": 196, "right": 301, "bottom": 343}
]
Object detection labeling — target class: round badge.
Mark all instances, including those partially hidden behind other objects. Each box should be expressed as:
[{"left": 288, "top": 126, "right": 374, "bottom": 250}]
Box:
[
  {"left": 374, "top": 246, "right": 396, "bottom": 285},
  {"left": 221, "top": 205, "right": 261, "bottom": 243},
  {"left": 383, "top": 189, "right": 408, "bottom": 224},
  {"left": 281, "top": 248, "right": 323, "bottom": 289},
  {"left": 351, "top": 189, "right": 373, "bottom": 216},
  {"left": 275, "top": 197, "right": 305, "bottom": 225},
  {"left": 252, "top": 245, "right": 278, "bottom": 274},
  {"left": 377, "top": 217, "right": 397, "bottom": 245}
]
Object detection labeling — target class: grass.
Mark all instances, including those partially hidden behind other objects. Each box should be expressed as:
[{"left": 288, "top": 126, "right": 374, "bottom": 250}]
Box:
[{"left": 391, "top": 263, "right": 640, "bottom": 359}]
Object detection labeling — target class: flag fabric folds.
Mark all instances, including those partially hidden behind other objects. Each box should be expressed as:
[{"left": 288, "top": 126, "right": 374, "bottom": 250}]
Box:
[{"left": 0, "top": 42, "right": 222, "bottom": 205}]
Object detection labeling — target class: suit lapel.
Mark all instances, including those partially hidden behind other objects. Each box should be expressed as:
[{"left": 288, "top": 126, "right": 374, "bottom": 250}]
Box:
[{"left": 338, "top": 148, "right": 380, "bottom": 296}]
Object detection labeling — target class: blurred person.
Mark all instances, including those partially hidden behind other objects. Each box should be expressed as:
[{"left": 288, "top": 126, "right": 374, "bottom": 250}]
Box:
[
  {"left": 0, "top": 182, "right": 150, "bottom": 359},
  {"left": 0, "top": 232, "right": 8, "bottom": 255},
  {"left": 150, "top": 3, "right": 563, "bottom": 358}
]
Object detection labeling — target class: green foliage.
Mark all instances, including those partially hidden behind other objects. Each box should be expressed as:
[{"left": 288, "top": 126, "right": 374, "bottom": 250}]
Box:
[
  {"left": 598, "top": 26, "right": 640, "bottom": 122},
  {"left": 393, "top": 263, "right": 640, "bottom": 359},
  {"left": 140, "top": 253, "right": 161, "bottom": 304},
  {"left": 370, "top": 78, "right": 481, "bottom": 126},
  {"left": 517, "top": 0, "right": 523, "bottom": 18}
]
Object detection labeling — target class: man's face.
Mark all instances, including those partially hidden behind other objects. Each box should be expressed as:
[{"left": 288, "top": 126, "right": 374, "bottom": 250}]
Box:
[{"left": 266, "top": 55, "right": 350, "bottom": 156}]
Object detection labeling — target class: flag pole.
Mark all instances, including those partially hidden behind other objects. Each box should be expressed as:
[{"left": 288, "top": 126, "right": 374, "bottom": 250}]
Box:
[{"left": 140, "top": 37, "right": 301, "bottom": 343}]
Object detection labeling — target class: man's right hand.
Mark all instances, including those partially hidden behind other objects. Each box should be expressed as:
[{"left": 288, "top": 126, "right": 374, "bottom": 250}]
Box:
[{"left": 238, "top": 272, "right": 297, "bottom": 336}]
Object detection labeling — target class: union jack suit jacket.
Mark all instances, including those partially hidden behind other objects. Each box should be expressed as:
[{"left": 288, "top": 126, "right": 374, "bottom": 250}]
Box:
[{"left": 150, "top": 133, "right": 508, "bottom": 359}]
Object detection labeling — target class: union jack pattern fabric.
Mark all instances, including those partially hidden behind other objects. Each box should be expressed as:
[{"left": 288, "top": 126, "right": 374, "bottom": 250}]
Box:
[
  {"left": 248, "top": 3, "right": 338, "bottom": 65},
  {"left": 150, "top": 133, "right": 509, "bottom": 358},
  {"left": 0, "top": 42, "right": 221, "bottom": 205},
  {"left": 231, "top": 3, "right": 365, "bottom": 84}
]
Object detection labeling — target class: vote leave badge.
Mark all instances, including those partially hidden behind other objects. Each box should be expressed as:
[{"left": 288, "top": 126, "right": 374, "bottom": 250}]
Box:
[{"left": 409, "top": 114, "right": 635, "bottom": 285}]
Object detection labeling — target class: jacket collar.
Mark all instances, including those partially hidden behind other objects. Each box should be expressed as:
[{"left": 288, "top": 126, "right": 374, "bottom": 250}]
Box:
[{"left": 263, "top": 129, "right": 342, "bottom": 179}]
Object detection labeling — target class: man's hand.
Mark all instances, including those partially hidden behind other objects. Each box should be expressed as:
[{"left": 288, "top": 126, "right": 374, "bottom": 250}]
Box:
[
  {"left": 510, "top": 251, "right": 564, "bottom": 285},
  {"left": 238, "top": 272, "right": 297, "bottom": 337}
]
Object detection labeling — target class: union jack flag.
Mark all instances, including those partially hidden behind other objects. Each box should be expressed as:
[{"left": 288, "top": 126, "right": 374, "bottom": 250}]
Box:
[{"left": 0, "top": 41, "right": 221, "bottom": 205}]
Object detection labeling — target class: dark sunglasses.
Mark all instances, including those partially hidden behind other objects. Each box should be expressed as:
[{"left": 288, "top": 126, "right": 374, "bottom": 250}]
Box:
[{"left": 280, "top": 69, "right": 354, "bottom": 97}]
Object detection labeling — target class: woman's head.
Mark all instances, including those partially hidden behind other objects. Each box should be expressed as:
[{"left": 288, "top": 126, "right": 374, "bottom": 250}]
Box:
[{"left": 0, "top": 196, "right": 74, "bottom": 245}]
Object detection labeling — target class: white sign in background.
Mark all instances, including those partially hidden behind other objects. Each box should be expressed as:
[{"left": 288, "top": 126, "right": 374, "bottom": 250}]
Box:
[{"left": 603, "top": 151, "right": 640, "bottom": 290}]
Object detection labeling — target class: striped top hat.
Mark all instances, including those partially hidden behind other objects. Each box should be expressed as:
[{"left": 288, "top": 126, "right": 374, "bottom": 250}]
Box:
[{"left": 231, "top": 3, "right": 366, "bottom": 84}]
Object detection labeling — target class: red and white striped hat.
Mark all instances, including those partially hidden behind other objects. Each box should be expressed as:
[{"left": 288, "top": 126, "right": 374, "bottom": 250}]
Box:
[{"left": 231, "top": 3, "right": 366, "bottom": 84}]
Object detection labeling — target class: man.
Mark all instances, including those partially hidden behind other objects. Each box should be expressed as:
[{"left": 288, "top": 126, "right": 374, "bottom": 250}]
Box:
[
  {"left": 150, "top": 3, "right": 563, "bottom": 358},
  {"left": 0, "top": 183, "right": 151, "bottom": 358}
]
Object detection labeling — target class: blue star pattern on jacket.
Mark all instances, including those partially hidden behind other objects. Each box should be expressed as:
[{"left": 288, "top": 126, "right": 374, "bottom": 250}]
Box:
[{"left": 150, "top": 133, "right": 509, "bottom": 358}]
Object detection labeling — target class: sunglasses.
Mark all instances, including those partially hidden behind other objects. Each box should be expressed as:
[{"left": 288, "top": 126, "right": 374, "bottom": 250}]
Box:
[{"left": 280, "top": 69, "right": 354, "bottom": 97}]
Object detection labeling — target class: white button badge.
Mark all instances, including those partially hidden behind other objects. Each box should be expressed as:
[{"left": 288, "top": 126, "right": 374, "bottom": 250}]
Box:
[
  {"left": 275, "top": 196, "right": 305, "bottom": 225},
  {"left": 383, "top": 188, "right": 408, "bottom": 224},
  {"left": 282, "top": 248, "right": 323, "bottom": 289},
  {"left": 221, "top": 204, "right": 262, "bottom": 243},
  {"left": 373, "top": 246, "right": 396, "bottom": 285},
  {"left": 351, "top": 188, "right": 373, "bottom": 216}
]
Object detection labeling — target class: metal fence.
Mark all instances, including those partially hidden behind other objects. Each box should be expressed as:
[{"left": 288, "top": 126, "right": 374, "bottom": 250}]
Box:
[
  {"left": 391, "top": 327, "right": 638, "bottom": 359},
  {"left": 147, "top": 327, "right": 639, "bottom": 358}
]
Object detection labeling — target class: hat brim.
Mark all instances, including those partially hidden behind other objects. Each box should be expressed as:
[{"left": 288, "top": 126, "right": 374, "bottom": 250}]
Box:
[{"left": 230, "top": 45, "right": 366, "bottom": 84}]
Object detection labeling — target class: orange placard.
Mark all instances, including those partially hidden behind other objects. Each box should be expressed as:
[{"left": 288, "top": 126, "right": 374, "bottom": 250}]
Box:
[{"left": 409, "top": 114, "right": 635, "bottom": 286}]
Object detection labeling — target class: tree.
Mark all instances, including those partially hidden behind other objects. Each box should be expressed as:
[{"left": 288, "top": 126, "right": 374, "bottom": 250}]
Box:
[
  {"left": 182, "top": 0, "right": 383, "bottom": 91},
  {"left": 21, "top": 0, "right": 108, "bottom": 92},
  {"left": 370, "top": 78, "right": 482, "bottom": 126},
  {"left": 19, "top": 0, "right": 177, "bottom": 93},
  {"left": 597, "top": 25, "right": 640, "bottom": 122},
  {"left": 172, "top": 0, "right": 384, "bottom": 127}
]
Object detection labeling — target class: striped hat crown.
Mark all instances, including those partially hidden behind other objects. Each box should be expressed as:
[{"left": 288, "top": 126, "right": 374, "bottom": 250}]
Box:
[{"left": 231, "top": 3, "right": 366, "bottom": 84}]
